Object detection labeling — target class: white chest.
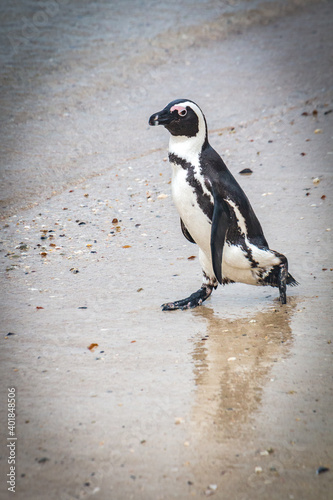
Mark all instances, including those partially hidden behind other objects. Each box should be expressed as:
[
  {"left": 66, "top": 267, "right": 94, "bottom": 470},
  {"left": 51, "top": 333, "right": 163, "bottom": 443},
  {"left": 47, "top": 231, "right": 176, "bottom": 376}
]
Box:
[{"left": 170, "top": 161, "right": 212, "bottom": 255}]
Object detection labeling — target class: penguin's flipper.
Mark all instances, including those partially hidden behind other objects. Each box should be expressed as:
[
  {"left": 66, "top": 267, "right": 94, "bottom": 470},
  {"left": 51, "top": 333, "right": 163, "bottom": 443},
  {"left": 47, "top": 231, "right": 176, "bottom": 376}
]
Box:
[
  {"left": 211, "top": 194, "right": 230, "bottom": 284},
  {"left": 180, "top": 218, "right": 196, "bottom": 244}
]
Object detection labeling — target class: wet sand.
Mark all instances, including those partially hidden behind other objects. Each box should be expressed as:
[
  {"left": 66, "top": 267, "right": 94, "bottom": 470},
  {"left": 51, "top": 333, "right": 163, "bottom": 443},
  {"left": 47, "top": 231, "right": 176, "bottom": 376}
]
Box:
[{"left": 1, "top": 1, "right": 333, "bottom": 499}]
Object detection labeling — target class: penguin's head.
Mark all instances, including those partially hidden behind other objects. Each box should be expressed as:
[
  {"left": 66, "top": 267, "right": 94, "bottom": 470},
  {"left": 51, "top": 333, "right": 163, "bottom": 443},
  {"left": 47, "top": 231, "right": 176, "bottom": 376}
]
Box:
[{"left": 149, "top": 99, "right": 207, "bottom": 140}]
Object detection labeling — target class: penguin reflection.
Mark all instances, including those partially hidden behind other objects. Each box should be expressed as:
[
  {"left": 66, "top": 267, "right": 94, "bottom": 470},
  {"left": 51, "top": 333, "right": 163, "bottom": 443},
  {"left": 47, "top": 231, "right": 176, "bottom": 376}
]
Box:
[{"left": 191, "top": 300, "right": 296, "bottom": 438}]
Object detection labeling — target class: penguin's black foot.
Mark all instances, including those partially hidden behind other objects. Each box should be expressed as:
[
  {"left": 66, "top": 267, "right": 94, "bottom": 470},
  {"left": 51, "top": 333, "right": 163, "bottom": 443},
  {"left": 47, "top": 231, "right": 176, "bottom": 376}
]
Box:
[
  {"left": 161, "top": 285, "right": 213, "bottom": 311},
  {"left": 278, "top": 260, "right": 288, "bottom": 304}
]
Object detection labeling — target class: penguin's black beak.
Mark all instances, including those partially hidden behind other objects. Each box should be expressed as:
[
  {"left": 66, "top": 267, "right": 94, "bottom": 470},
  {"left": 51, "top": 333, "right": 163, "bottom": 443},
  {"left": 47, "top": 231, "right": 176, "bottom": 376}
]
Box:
[{"left": 149, "top": 108, "right": 174, "bottom": 126}]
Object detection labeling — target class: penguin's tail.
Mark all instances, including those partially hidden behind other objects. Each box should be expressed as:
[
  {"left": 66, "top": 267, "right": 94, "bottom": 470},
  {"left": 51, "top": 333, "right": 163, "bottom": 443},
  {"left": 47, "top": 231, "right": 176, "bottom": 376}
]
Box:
[{"left": 287, "top": 273, "right": 299, "bottom": 286}]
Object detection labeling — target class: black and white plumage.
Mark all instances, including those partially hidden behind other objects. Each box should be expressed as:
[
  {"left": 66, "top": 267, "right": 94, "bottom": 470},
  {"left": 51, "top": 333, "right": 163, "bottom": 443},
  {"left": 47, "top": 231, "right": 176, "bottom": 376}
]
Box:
[{"left": 149, "top": 99, "right": 298, "bottom": 310}]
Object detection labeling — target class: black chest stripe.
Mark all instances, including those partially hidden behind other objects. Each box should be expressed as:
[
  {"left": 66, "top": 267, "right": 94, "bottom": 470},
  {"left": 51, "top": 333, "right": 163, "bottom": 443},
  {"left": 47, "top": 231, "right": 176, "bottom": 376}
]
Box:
[{"left": 169, "top": 152, "right": 213, "bottom": 220}]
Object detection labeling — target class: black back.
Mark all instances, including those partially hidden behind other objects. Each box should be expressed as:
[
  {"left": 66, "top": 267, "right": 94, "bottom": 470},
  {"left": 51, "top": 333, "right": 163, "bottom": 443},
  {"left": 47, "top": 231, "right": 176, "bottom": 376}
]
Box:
[{"left": 201, "top": 143, "right": 269, "bottom": 249}]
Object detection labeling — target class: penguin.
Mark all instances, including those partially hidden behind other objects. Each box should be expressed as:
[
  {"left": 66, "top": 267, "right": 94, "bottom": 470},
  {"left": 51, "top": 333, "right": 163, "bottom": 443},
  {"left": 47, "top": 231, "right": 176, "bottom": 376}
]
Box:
[{"left": 148, "top": 99, "right": 298, "bottom": 310}]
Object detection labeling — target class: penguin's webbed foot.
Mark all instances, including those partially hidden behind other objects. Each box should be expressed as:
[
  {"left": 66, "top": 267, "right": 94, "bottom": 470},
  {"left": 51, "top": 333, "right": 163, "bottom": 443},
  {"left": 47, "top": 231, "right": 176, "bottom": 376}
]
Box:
[
  {"left": 161, "top": 284, "right": 214, "bottom": 311},
  {"left": 278, "top": 259, "right": 288, "bottom": 304}
]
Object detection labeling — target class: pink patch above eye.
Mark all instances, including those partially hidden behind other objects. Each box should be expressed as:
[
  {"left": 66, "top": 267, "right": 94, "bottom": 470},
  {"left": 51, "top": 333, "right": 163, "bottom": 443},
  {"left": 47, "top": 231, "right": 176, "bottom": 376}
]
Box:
[{"left": 170, "top": 105, "right": 187, "bottom": 114}]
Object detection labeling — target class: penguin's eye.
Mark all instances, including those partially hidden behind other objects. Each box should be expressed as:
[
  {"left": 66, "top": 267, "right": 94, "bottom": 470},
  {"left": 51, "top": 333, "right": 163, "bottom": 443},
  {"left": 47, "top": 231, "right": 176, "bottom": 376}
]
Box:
[{"left": 179, "top": 109, "right": 187, "bottom": 117}]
